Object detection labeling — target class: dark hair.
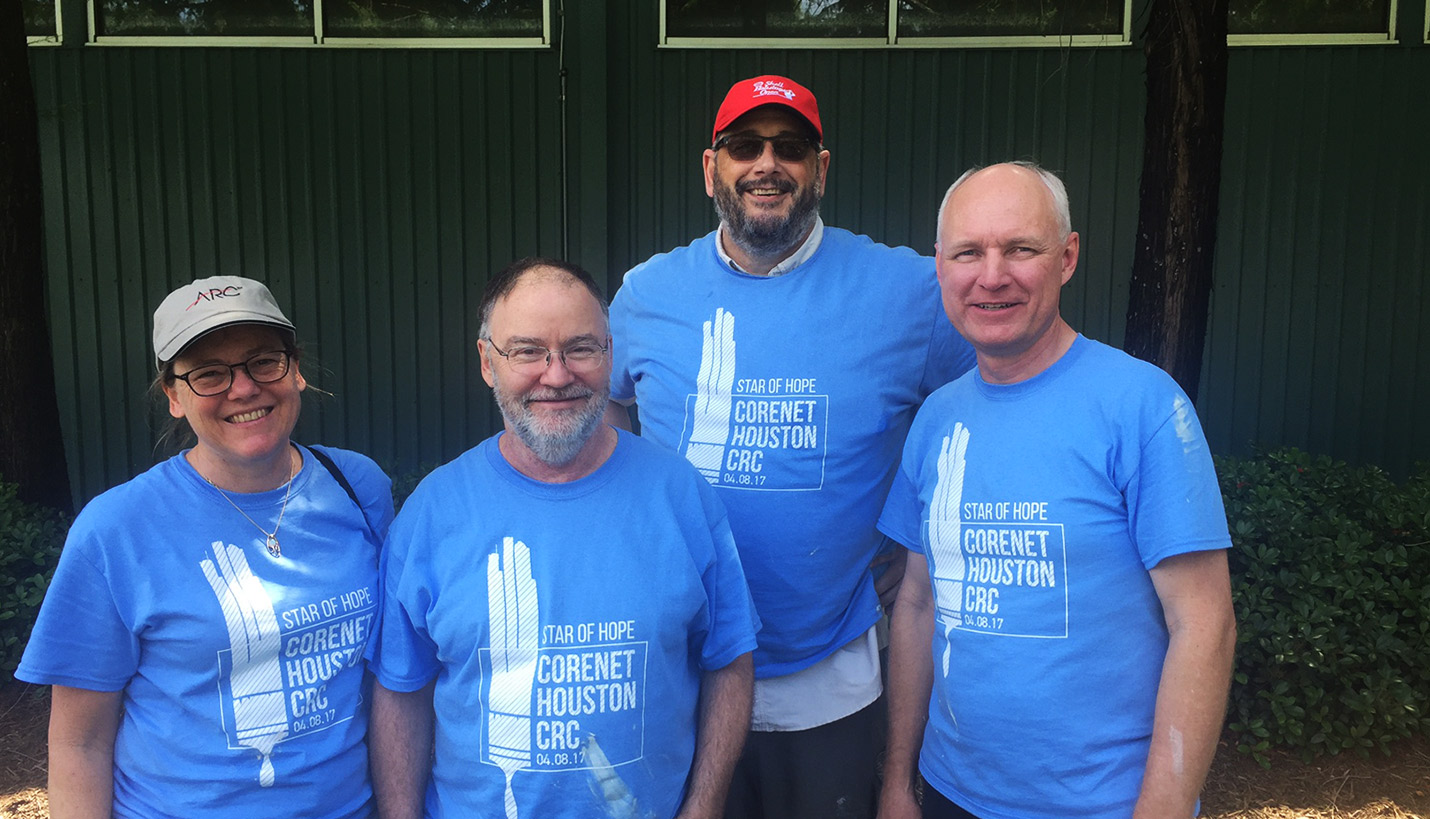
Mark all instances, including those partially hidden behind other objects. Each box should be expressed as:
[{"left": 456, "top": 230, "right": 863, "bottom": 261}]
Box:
[{"left": 478, "top": 257, "right": 609, "bottom": 340}]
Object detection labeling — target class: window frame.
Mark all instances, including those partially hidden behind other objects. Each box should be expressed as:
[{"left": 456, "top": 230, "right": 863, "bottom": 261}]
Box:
[
  {"left": 1225, "top": 0, "right": 1399, "bottom": 46},
  {"left": 658, "top": 0, "right": 1134, "bottom": 49},
  {"left": 81, "top": 0, "right": 552, "bottom": 48},
  {"left": 26, "top": 0, "right": 63, "bottom": 45}
]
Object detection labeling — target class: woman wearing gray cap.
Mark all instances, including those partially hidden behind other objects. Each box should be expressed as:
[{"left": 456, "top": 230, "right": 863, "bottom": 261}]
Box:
[{"left": 18, "top": 276, "right": 392, "bottom": 818}]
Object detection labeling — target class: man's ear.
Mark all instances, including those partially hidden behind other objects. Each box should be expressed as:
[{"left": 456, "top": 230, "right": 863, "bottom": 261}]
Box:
[
  {"left": 478, "top": 339, "right": 496, "bottom": 388},
  {"left": 702, "top": 149, "right": 718, "bottom": 199},
  {"left": 1060, "top": 232, "right": 1081, "bottom": 286}
]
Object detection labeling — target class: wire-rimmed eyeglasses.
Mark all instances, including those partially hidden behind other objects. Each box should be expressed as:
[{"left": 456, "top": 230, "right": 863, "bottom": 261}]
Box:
[{"left": 485, "top": 339, "right": 609, "bottom": 375}]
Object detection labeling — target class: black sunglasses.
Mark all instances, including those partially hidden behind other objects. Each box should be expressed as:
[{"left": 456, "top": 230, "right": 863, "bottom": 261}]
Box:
[{"left": 712, "top": 133, "right": 819, "bottom": 163}]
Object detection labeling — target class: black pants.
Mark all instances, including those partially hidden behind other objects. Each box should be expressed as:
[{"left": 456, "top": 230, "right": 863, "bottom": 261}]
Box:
[
  {"left": 922, "top": 784, "right": 985, "bottom": 819},
  {"left": 722, "top": 698, "right": 885, "bottom": 819}
]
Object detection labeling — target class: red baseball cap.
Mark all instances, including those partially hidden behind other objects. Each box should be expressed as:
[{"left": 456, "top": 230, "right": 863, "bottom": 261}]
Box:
[{"left": 712, "top": 75, "right": 823, "bottom": 144}]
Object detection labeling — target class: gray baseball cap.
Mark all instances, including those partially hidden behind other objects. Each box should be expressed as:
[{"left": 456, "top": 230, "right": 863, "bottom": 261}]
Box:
[{"left": 153, "top": 276, "right": 295, "bottom": 364}]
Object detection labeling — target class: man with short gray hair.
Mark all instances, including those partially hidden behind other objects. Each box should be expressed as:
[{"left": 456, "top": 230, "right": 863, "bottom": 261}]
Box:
[
  {"left": 371, "top": 258, "right": 758, "bottom": 819},
  {"left": 878, "top": 162, "right": 1237, "bottom": 819}
]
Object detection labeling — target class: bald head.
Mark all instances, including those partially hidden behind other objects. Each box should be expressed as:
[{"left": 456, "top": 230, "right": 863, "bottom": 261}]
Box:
[
  {"left": 936, "top": 162, "right": 1071, "bottom": 250},
  {"left": 932, "top": 161, "right": 1081, "bottom": 383}
]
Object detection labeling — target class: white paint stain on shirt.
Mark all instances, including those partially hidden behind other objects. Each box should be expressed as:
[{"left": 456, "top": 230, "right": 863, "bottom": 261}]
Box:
[{"left": 1172, "top": 395, "right": 1198, "bottom": 454}]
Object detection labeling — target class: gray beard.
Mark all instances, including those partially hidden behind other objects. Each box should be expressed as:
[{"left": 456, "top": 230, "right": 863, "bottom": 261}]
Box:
[
  {"left": 713, "top": 175, "right": 821, "bottom": 260},
  {"left": 493, "top": 372, "right": 608, "bottom": 468}
]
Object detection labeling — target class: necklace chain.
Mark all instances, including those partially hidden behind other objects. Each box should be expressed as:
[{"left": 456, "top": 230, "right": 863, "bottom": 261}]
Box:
[{"left": 204, "top": 451, "right": 297, "bottom": 558}]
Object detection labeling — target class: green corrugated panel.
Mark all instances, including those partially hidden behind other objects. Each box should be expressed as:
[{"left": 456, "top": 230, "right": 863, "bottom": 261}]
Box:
[
  {"left": 1201, "top": 45, "right": 1430, "bottom": 475},
  {"left": 31, "top": 45, "right": 567, "bottom": 501},
  {"left": 27, "top": 2, "right": 1430, "bottom": 504}
]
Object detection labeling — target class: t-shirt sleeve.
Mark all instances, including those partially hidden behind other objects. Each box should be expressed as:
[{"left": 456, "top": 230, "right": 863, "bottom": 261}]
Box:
[
  {"left": 877, "top": 448, "right": 926, "bottom": 554},
  {"left": 1126, "top": 391, "right": 1232, "bottom": 570},
  {"left": 16, "top": 521, "right": 138, "bottom": 691},
  {"left": 320, "top": 446, "right": 397, "bottom": 541},
  {"left": 371, "top": 509, "right": 441, "bottom": 691},
  {"left": 692, "top": 483, "right": 760, "bottom": 671},
  {"left": 608, "top": 277, "right": 638, "bottom": 404},
  {"left": 919, "top": 295, "right": 977, "bottom": 397}
]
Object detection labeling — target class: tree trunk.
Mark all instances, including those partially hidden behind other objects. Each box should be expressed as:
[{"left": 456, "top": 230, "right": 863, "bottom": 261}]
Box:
[
  {"left": 0, "top": 3, "right": 71, "bottom": 511},
  {"left": 1124, "top": 0, "right": 1229, "bottom": 403}
]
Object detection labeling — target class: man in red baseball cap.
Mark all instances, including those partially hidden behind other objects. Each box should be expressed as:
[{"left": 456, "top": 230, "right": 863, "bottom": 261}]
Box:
[
  {"left": 700, "top": 74, "right": 827, "bottom": 277},
  {"left": 606, "top": 75, "right": 976, "bottom": 819}
]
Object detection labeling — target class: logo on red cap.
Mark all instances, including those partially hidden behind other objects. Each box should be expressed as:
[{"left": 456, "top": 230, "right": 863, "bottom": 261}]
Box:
[{"left": 751, "top": 79, "right": 797, "bottom": 101}]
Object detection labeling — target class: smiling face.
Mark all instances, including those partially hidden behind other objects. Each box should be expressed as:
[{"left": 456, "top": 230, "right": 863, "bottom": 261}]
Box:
[
  {"left": 935, "top": 164, "right": 1080, "bottom": 383},
  {"left": 703, "top": 107, "right": 830, "bottom": 264},
  {"left": 479, "top": 269, "right": 612, "bottom": 470},
  {"left": 162, "top": 324, "right": 305, "bottom": 483}
]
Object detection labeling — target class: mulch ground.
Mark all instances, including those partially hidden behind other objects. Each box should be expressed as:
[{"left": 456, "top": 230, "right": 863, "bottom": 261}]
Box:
[
  {"left": 1201, "top": 731, "right": 1429, "bottom": 819},
  {"left": 0, "top": 684, "right": 49, "bottom": 819},
  {"left": 1, "top": 682, "right": 1426, "bottom": 818}
]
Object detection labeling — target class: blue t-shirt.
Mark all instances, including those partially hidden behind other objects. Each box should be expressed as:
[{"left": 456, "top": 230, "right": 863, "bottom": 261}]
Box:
[
  {"left": 372, "top": 430, "right": 759, "bottom": 819},
  {"left": 18, "top": 446, "right": 393, "bottom": 819},
  {"left": 610, "top": 227, "right": 975, "bottom": 677},
  {"left": 877, "top": 336, "right": 1231, "bottom": 819}
]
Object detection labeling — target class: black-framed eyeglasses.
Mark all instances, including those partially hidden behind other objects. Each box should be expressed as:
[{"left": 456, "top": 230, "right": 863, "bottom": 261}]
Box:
[
  {"left": 173, "top": 350, "right": 293, "bottom": 397},
  {"left": 485, "top": 339, "right": 609, "bottom": 375},
  {"left": 712, "top": 133, "right": 820, "bottom": 163}
]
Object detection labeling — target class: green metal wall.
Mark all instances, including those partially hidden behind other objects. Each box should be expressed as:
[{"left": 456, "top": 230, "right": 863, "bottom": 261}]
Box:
[
  {"left": 28, "top": 46, "right": 567, "bottom": 498},
  {"left": 1202, "top": 46, "right": 1430, "bottom": 473},
  {"left": 26, "top": 2, "right": 1430, "bottom": 503}
]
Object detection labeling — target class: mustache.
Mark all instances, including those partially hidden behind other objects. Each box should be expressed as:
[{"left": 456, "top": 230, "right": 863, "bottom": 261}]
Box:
[
  {"left": 735, "top": 177, "right": 795, "bottom": 195},
  {"left": 522, "top": 385, "right": 595, "bottom": 405}
]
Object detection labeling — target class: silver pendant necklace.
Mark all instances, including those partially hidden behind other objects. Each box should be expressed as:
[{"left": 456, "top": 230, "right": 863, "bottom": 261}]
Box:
[{"left": 205, "top": 452, "right": 297, "bottom": 558}]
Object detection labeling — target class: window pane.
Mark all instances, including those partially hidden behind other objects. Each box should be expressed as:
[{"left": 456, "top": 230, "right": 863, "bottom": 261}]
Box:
[
  {"left": 24, "top": 0, "right": 57, "bottom": 37},
  {"left": 898, "top": 0, "right": 1122, "bottom": 37},
  {"left": 1228, "top": 0, "right": 1391, "bottom": 34},
  {"left": 324, "top": 0, "right": 544, "bottom": 38},
  {"left": 95, "top": 0, "right": 314, "bottom": 37},
  {"left": 667, "top": 0, "right": 888, "bottom": 39}
]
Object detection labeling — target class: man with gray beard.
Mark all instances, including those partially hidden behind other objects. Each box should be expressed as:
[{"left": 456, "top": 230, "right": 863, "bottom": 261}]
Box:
[
  {"left": 606, "top": 78, "right": 976, "bottom": 818},
  {"left": 371, "top": 258, "right": 760, "bottom": 819}
]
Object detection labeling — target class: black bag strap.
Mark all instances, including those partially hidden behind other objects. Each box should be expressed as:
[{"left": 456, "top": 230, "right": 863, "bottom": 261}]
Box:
[{"left": 303, "top": 444, "right": 380, "bottom": 542}]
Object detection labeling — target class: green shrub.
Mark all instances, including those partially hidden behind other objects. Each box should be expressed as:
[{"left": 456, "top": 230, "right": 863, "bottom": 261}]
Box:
[
  {"left": 390, "top": 463, "right": 441, "bottom": 512},
  {"left": 1217, "top": 449, "right": 1430, "bottom": 763},
  {"left": 0, "top": 478, "right": 70, "bottom": 678}
]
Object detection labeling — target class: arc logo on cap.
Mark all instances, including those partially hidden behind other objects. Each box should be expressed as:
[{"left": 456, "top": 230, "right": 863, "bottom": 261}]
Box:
[
  {"left": 187, "top": 285, "right": 244, "bottom": 310},
  {"left": 751, "top": 80, "right": 797, "bottom": 101}
]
